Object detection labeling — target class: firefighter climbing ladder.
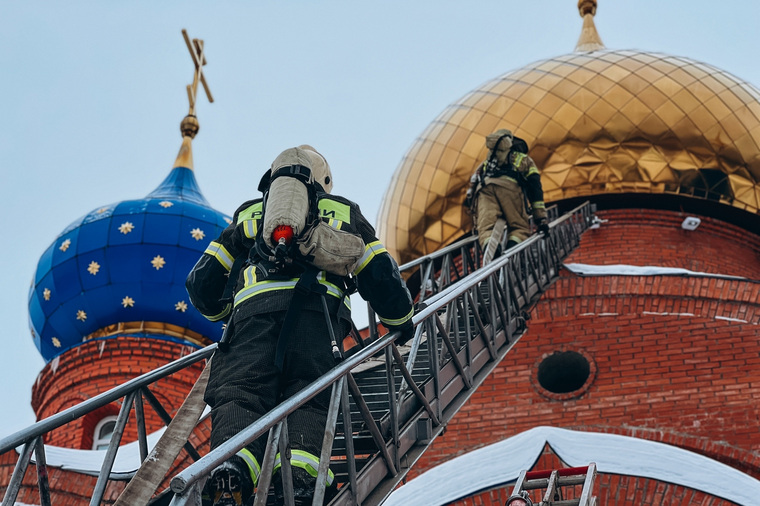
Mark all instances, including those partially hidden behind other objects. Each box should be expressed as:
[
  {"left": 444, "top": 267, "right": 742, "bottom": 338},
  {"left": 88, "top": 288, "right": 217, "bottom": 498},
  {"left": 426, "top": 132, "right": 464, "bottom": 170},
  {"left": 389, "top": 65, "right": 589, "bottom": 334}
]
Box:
[
  {"left": 507, "top": 464, "right": 598, "bottom": 506},
  {"left": 0, "top": 202, "right": 597, "bottom": 506}
]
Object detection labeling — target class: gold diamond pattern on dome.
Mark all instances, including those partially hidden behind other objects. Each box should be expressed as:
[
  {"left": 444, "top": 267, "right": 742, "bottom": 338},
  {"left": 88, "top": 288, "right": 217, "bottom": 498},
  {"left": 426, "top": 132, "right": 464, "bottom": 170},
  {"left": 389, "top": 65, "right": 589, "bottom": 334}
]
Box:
[{"left": 378, "top": 50, "right": 760, "bottom": 265}]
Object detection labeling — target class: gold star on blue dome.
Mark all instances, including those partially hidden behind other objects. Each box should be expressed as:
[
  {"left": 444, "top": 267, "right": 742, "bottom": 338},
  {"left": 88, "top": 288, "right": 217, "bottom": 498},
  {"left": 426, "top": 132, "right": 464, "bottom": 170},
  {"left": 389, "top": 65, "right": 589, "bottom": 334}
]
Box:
[
  {"left": 151, "top": 256, "right": 166, "bottom": 270},
  {"left": 119, "top": 222, "right": 135, "bottom": 234}
]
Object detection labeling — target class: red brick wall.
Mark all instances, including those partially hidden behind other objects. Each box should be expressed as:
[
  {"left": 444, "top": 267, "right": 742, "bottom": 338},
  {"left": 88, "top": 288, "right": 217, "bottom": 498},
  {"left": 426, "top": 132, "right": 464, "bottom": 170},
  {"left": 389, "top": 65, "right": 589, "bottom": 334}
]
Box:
[
  {"left": 411, "top": 209, "right": 760, "bottom": 501},
  {"left": 0, "top": 419, "right": 211, "bottom": 506},
  {"left": 0, "top": 337, "right": 209, "bottom": 505},
  {"left": 567, "top": 209, "right": 760, "bottom": 278},
  {"left": 31, "top": 337, "right": 203, "bottom": 449}
]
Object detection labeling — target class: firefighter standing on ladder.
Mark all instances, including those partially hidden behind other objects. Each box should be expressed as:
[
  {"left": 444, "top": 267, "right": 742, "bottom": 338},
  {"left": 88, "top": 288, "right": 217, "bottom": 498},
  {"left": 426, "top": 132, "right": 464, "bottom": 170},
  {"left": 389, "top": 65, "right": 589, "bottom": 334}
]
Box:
[
  {"left": 465, "top": 128, "right": 549, "bottom": 256},
  {"left": 186, "top": 146, "right": 414, "bottom": 506}
]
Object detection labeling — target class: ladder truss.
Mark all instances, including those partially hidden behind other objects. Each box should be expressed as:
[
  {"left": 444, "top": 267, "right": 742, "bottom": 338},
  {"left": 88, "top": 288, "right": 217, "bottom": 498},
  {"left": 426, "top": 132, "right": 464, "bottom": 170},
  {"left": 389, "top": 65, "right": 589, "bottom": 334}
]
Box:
[{"left": 0, "top": 203, "right": 596, "bottom": 506}]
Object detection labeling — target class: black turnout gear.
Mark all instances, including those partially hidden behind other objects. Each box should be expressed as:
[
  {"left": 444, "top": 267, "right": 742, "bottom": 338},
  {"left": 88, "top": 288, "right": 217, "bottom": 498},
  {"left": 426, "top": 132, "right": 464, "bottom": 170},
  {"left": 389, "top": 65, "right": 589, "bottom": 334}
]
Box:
[{"left": 186, "top": 190, "right": 414, "bottom": 499}]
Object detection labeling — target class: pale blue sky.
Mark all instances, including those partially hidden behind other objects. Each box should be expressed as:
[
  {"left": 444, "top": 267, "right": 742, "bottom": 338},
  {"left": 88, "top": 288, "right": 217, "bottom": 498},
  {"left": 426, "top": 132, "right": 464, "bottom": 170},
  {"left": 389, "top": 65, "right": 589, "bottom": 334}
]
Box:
[{"left": 1, "top": 1, "right": 758, "bottom": 437}]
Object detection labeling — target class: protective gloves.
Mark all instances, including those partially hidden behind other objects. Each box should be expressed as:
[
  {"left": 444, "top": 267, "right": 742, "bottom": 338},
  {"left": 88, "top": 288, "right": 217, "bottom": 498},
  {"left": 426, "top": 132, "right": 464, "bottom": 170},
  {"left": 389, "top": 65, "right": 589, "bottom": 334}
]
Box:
[
  {"left": 394, "top": 325, "right": 415, "bottom": 346},
  {"left": 536, "top": 217, "right": 550, "bottom": 237}
]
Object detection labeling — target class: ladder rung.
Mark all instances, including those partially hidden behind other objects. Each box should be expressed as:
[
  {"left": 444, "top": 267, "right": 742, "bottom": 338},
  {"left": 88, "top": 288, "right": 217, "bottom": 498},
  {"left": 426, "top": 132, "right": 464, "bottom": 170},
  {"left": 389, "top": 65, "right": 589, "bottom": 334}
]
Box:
[
  {"left": 525, "top": 466, "right": 588, "bottom": 480},
  {"left": 522, "top": 475, "right": 587, "bottom": 490}
]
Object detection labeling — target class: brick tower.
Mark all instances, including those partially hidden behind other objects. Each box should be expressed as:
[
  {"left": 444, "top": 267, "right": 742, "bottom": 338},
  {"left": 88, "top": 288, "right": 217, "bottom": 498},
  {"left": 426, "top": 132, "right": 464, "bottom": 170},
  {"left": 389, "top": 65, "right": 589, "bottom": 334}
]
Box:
[{"left": 379, "top": 1, "right": 760, "bottom": 504}]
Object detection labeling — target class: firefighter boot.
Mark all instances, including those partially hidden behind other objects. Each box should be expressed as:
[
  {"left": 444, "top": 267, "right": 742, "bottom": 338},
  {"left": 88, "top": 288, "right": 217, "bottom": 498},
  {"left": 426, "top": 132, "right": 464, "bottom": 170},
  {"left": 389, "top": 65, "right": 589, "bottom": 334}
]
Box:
[
  {"left": 208, "top": 456, "right": 253, "bottom": 506},
  {"left": 274, "top": 468, "right": 338, "bottom": 505}
]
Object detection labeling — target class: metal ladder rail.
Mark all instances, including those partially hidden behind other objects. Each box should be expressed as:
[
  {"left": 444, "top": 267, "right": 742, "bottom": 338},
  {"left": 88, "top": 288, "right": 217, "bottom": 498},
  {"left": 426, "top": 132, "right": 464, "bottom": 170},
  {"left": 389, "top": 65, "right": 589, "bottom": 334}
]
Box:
[
  {"left": 339, "top": 203, "right": 592, "bottom": 504},
  {"left": 167, "top": 202, "right": 595, "bottom": 506},
  {"left": 400, "top": 204, "right": 562, "bottom": 305},
  {"left": 0, "top": 346, "right": 214, "bottom": 506},
  {"left": 0, "top": 202, "right": 594, "bottom": 506},
  {"left": 167, "top": 251, "right": 519, "bottom": 505},
  {"left": 0, "top": 240, "right": 480, "bottom": 506}
]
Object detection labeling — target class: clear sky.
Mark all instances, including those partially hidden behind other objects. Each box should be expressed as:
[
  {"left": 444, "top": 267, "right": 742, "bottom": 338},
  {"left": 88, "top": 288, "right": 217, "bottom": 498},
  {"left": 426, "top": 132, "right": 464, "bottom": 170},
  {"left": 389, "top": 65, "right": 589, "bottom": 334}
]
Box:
[{"left": 1, "top": 1, "right": 758, "bottom": 438}]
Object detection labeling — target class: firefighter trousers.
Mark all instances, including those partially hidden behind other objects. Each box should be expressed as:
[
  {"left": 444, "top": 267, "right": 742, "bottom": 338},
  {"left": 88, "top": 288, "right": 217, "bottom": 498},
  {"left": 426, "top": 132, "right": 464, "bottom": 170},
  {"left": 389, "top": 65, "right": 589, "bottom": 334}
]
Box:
[
  {"left": 205, "top": 306, "right": 349, "bottom": 490},
  {"left": 475, "top": 182, "right": 530, "bottom": 250}
]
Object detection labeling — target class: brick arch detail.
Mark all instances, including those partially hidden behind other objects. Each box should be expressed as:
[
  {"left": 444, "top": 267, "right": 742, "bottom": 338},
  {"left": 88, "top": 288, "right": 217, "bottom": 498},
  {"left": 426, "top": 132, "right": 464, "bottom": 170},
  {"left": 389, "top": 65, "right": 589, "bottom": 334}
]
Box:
[{"left": 448, "top": 444, "right": 744, "bottom": 506}]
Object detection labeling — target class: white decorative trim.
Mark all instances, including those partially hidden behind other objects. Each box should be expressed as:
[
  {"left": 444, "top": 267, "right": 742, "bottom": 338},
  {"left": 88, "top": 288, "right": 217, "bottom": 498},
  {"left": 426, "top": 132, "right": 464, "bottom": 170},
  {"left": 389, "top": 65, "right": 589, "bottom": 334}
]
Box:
[{"left": 386, "top": 426, "right": 760, "bottom": 506}]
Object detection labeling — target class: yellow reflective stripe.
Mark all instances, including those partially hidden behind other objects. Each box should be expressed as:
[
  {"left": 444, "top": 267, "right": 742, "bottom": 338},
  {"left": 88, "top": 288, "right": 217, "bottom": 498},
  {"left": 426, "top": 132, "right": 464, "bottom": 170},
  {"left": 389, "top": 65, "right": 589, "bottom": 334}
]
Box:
[
  {"left": 237, "top": 202, "right": 262, "bottom": 239},
  {"left": 273, "top": 450, "right": 334, "bottom": 486},
  {"left": 235, "top": 279, "right": 298, "bottom": 306},
  {"left": 527, "top": 166, "right": 540, "bottom": 176},
  {"left": 204, "top": 303, "right": 231, "bottom": 322},
  {"left": 379, "top": 306, "right": 414, "bottom": 327},
  {"left": 236, "top": 202, "right": 263, "bottom": 225},
  {"left": 204, "top": 241, "right": 234, "bottom": 271},
  {"left": 318, "top": 199, "right": 351, "bottom": 224},
  {"left": 532, "top": 201, "right": 545, "bottom": 209},
  {"left": 243, "top": 265, "right": 256, "bottom": 286},
  {"left": 317, "top": 272, "right": 351, "bottom": 311},
  {"left": 243, "top": 218, "right": 258, "bottom": 239},
  {"left": 234, "top": 268, "right": 345, "bottom": 307},
  {"left": 237, "top": 448, "right": 261, "bottom": 486},
  {"left": 508, "top": 234, "right": 523, "bottom": 244},
  {"left": 354, "top": 241, "right": 387, "bottom": 275},
  {"left": 327, "top": 218, "right": 343, "bottom": 230}
]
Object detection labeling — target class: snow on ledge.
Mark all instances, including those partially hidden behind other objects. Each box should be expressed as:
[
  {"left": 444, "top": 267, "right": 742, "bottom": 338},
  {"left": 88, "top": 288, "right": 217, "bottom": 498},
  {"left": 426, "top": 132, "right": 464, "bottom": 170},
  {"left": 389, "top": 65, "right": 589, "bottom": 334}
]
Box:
[
  {"left": 564, "top": 263, "right": 747, "bottom": 280},
  {"left": 386, "top": 427, "right": 760, "bottom": 506},
  {"left": 19, "top": 407, "right": 210, "bottom": 477},
  {"left": 21, "top": 428, "right": 167, "bottom": 477}
]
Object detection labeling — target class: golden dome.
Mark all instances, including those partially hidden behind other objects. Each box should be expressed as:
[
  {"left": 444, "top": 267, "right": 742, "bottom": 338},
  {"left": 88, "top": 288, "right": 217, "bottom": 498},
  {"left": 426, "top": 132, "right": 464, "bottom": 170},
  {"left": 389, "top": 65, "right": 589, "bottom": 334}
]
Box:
[{"left": 378, "top": 7, "right": 760, "bottom": 265}]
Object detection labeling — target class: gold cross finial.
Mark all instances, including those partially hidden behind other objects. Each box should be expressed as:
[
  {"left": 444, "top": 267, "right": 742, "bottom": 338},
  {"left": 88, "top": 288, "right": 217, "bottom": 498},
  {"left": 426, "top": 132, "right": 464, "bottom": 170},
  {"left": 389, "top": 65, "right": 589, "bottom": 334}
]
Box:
[{"left": 182, "top": 29, "right": 214, "bottom": 116}]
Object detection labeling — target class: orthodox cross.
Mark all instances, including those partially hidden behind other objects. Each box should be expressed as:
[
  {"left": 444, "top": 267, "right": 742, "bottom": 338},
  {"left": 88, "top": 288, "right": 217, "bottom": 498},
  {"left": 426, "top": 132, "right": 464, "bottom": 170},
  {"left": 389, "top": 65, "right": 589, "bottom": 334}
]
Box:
[{"left": 182, "top": 29, "right": 214, "bottom": 116}]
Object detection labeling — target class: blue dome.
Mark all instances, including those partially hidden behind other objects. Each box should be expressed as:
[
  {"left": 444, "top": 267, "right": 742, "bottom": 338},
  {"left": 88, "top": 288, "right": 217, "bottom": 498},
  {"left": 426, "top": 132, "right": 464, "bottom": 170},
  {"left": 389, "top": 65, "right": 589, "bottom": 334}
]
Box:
[{"left": 28, "top": 165, "right": 231, "bottom": 362}]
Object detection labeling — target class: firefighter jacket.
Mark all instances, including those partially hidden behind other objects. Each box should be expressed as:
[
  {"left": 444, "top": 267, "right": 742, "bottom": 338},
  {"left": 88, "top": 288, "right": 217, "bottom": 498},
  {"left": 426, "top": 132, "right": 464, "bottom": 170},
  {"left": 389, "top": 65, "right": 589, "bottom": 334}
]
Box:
[
  {"left": 186, "top": 192, "right": 414, "bottom": 332},
  {"left": 476, "top": 151, "right": 546, "bottom": 220}
]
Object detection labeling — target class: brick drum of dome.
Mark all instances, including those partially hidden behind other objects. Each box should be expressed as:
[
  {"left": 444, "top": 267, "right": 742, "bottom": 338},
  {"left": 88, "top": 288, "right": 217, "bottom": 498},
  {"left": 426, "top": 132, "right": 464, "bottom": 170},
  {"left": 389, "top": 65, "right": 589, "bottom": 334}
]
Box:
[{"left": 410, "top": 209, "right": 760, "bottom": 505}]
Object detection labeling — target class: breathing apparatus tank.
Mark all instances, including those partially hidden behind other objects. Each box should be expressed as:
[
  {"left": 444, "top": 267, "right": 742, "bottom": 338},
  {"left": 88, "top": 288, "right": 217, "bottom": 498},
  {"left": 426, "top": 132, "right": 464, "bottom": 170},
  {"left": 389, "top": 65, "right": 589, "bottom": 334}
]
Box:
[{"left": 261, "top": 147, "right": 315, "bottom": 257}]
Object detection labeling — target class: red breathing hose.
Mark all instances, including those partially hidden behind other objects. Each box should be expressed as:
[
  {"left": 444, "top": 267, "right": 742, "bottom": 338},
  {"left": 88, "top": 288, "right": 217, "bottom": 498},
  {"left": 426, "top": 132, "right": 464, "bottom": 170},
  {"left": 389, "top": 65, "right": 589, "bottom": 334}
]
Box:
[{"left": 272, "top": 225, "right": 294, "bottom": 245}]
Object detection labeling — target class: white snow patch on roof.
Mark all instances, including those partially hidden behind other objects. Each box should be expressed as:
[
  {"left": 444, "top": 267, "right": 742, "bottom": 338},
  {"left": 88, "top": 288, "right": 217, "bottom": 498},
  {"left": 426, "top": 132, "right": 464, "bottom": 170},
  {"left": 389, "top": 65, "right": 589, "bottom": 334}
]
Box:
[
  {"left": 17, "top": 406, "right": 211, "bottom": 476},
  {"left": 386, "top": 426, "right": 760, "bottom": 506}
]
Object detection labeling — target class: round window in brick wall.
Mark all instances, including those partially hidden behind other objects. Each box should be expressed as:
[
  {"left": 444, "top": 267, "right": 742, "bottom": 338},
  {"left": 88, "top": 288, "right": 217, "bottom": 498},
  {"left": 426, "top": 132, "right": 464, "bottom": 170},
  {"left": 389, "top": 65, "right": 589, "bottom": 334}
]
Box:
[{"left": 532, "top": 349, "right": 596, "bottom": 401}]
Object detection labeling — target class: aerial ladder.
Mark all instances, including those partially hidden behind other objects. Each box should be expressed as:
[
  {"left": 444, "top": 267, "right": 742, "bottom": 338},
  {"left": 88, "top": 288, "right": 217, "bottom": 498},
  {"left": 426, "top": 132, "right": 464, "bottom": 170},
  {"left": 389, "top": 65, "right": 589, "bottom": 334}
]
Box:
[
  {"left": 506, "top": 464, "right": 598, "bottom": 506},
  {"left": 0, "top": 202, "right": 597, "bottom": 506}
]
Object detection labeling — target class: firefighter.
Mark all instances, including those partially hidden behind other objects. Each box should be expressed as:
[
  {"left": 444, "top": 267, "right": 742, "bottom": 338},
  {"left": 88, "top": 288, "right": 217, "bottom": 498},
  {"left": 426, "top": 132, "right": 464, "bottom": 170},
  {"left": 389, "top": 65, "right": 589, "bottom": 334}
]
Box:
[
  {"left": 186, "top": 145, "right": 414, "bottom": 506},
  {"left": 465, "top": 128, "right": 548, "bottom": 255},
  {"left": 506, "top": 491, "right": 534, "bottom": 506}
]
